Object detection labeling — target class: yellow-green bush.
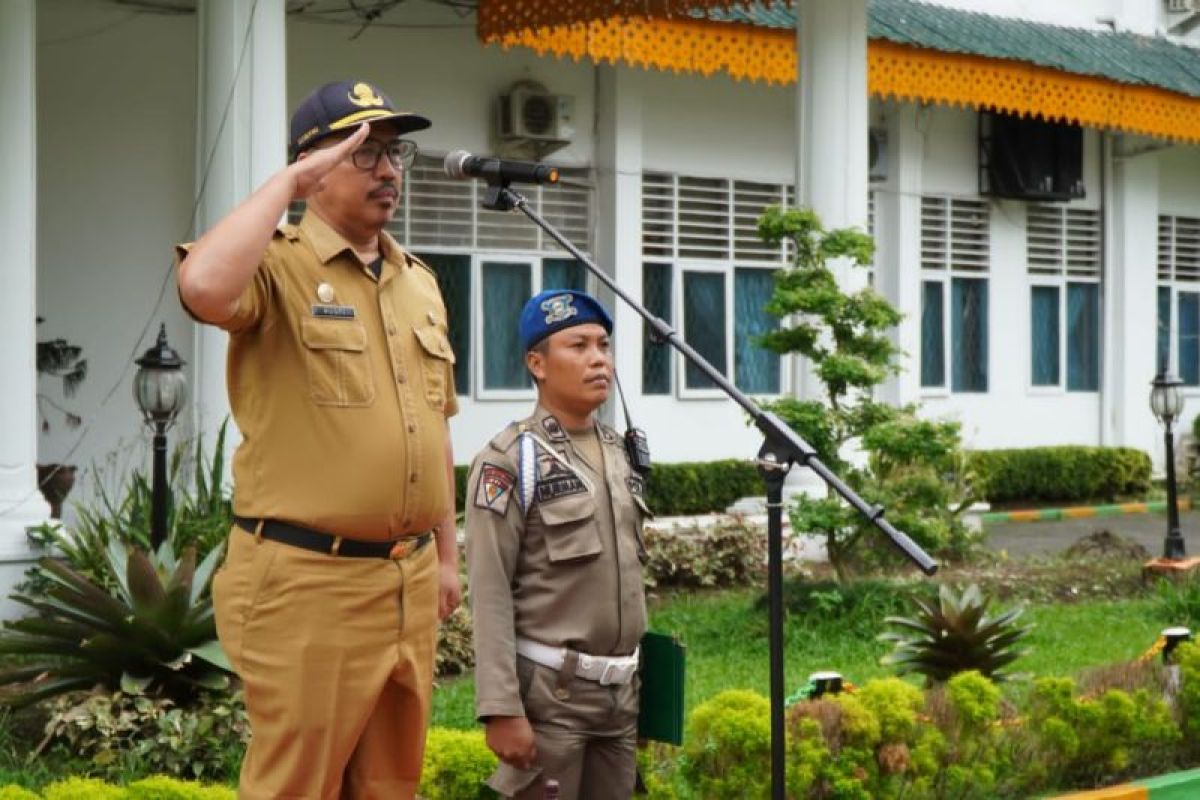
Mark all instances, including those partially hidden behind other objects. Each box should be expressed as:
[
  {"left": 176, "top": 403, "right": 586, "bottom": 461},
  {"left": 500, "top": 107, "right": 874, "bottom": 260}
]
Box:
[
  {"left": 41, "top": 778, "right": 125, "bottom": 800},
  {"left": 681, "top": 690, "right": 770, "bottom": 799},
  {"left": 125, "top": 776, "right": 236, "bottom": 800},
  {"left": 0, "top": 788, "right": 40, "bottom": 800},
  {"left": 418, "top": 728, "right": 496, "bottom": 800}
]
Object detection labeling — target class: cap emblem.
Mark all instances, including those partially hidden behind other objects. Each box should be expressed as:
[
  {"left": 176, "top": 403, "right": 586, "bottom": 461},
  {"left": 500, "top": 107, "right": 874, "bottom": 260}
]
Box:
[
  {"left": 541, "top": 294, "right": 578, "bottom": 325},
  {"left": 348, "top": 82, "right": 385, "bottom": 108}
]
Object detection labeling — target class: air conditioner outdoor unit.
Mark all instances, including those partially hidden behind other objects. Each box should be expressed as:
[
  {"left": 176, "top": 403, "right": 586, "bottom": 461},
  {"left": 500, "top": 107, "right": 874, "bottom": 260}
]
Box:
[
  {"left": 496, "top": 82, "right": 575, "bottom": 153},
  {"left": 1166, "top": 0, "right": 1200, "bottom": 13},
  {"left": 868, "top": 128, "right": 888, "bottom": 182}
]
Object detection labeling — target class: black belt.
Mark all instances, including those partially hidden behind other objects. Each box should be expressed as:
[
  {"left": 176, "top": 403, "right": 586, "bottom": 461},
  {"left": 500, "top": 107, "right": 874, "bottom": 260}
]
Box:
[{"left": 234, "top": 516, "right": 432, "bottom": 559}]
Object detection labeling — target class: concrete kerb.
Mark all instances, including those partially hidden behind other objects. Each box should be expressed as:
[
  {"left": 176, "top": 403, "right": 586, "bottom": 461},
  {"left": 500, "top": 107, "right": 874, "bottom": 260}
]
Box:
[{"left": 978, "top": 498, "right": 1192, "bottom": 526}]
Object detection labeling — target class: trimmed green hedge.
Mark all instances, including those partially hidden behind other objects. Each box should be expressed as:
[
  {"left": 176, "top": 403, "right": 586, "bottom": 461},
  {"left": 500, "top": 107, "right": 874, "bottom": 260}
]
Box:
[
  {"left": 456, "top": 459, "right": 761, "bottom": 517},
  {"left": 969, "top": 446, "right": 1152, "bottom": 505}
]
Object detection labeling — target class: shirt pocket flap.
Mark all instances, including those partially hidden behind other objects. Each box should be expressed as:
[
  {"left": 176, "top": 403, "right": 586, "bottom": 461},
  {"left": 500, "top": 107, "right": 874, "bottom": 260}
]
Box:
[
  {"left": 413, "top": 324, "right": 456, "bottom": 363},
  {"left": 301, "top": 318, "right": 366, "bottom": 351},
  {"left": 538, "top": 492, "right": 595, "bottom": 526},
  {"left": 538, "top": 493, "right": 602, "bottom": 563}
]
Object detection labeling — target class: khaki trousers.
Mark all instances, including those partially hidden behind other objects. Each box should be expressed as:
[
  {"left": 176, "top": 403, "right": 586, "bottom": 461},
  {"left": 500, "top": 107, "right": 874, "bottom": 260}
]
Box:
[
  {"left": 213, "top": 526, "right": 439, "bottom": 800},
  {"left": 488, "top": 657, "right": 639, "bottom": 800}
]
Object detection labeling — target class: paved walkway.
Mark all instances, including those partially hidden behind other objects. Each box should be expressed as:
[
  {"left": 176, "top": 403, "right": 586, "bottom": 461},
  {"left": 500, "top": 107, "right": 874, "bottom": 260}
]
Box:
[{"left": 983, "top": 509, "right": 1200, "bottom": 559}]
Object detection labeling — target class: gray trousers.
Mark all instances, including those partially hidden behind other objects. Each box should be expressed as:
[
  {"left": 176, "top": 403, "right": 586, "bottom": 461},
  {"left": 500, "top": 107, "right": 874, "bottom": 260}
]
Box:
[{"left": 488, "top": 655, "right": 639, "bottom": 800}]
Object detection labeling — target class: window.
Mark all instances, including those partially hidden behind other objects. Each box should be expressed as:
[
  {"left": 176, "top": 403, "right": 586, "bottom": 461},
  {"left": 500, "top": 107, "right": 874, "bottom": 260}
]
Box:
[
  {"left": 1158, "top": 215, "right": 1200, "bottom": 385},
  {"left": 642, "top": 262, "right": 673, "bottom": 395},
  {"left": 920, "top": 196, "right": 990, "bottom": 392},
  {"left": 735, "top": 268, "right": 781, "bottom": 393},
  {"left": 641, "top": 172, "right": 788, "bottom": 397},
  {"left": 481, "top": 261, "right": 532, "bottom": 391},
  {"left": 1026, "top": 205, "right": 1101, "bottom": 392},
  {"left": 417, "top": 252, "right": 471, "bottom": 395},
  {"left": 381, "top": 155, "right": 596, "bottom": 399}
]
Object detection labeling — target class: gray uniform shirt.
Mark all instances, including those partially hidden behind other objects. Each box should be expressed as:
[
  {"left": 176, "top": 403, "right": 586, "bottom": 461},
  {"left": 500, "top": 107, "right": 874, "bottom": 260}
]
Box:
[{"left": 465, "top": 406, "right": 651, "bottom": 720}]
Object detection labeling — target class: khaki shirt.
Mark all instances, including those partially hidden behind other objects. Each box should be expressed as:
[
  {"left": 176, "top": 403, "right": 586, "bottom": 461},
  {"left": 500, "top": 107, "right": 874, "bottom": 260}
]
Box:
[
  {"left": 465, "top": 406, "right": 650, "bottom": 720},
  {"left": 177, "top": 210, "right": 457, "bottom": 540}
]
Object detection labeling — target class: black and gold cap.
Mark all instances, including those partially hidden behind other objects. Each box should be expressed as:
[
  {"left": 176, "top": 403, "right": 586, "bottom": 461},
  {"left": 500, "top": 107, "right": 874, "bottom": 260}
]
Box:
[{"left": 288, "top": 80, "right": 431, "bottom": 161}]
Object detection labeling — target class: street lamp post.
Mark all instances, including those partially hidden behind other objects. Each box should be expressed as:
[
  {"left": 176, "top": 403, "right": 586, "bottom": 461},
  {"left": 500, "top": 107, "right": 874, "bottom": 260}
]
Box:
[
  {"left": 1150, "top": 370, "right": 1186, "bottom": 560},
  {"left": 134, "top": 324, "right": 187, "bottom": 551}
]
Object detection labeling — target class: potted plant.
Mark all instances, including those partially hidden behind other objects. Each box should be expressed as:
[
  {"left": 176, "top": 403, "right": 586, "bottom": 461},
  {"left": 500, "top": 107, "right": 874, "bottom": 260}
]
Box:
[{"left": 35, "top": 316, "right": 86, "bottom": 518}]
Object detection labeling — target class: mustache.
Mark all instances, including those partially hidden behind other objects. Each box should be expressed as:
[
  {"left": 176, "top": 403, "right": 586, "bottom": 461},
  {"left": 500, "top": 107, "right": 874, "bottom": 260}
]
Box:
[{"left": 368, "top": 182, "right": 399, "bottom": 198}]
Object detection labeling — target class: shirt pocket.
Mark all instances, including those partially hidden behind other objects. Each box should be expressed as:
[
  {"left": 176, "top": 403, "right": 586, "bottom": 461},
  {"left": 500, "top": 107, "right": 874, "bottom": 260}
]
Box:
[
  {"left": 537, "top": 492, "right": 603, "bottom": 564},
  {"left": 299, "top": 317, "right": 375, "bottom": 407},
  {"left": 413, "top": 324, "right": 456, "bottom": 411}
]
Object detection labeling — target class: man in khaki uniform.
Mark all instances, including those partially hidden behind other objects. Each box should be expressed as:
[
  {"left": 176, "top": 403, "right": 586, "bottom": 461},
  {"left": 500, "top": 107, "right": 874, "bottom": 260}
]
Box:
[
  {"left": 176, "top": 80, "right": 461, "bottom": 799},
  {"left": 466, "top": 290, "right": 651, "bottom": 800}
]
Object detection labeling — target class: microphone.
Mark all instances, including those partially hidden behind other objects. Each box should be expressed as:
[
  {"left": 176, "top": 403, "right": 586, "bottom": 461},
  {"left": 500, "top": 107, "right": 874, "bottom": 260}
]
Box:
[{"left": 443, "top": 150, "right": 559, "bottom": 185}]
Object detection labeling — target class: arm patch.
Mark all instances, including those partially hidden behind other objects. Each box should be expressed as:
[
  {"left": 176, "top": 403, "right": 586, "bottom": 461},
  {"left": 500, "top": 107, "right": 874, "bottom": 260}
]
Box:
[{"left": 474, "top": 462, "right": 515, "bottom": 516}]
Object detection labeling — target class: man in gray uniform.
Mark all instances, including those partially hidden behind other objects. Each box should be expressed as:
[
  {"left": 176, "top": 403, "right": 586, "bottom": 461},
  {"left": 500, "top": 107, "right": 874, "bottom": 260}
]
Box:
[{"left": 465, "top": 289, "right": 651, "bottom": 799}]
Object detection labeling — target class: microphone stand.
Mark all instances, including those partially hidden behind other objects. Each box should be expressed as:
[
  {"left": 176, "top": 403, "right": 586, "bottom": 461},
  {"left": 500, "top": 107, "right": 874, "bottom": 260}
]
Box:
[{"left": 481, "top": 180, "right": 938, "bottom": 800}]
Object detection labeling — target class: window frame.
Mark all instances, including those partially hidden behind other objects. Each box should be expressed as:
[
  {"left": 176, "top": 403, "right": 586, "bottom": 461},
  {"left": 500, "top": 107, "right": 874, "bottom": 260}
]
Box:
[{"left": 468, "top": 253, "right": 596, "bottom": 402}]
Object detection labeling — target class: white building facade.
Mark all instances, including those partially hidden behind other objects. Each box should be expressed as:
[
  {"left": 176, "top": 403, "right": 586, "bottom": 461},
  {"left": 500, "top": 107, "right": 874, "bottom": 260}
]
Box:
[{"left": 4, "top": 0, "right": 1200, "bottom": 610}]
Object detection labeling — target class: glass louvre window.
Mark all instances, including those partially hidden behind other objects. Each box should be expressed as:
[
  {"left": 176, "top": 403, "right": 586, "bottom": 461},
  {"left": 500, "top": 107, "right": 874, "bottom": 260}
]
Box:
[
  {"left": 683, "top": 271, "right": 727, "bottom": 390},
  {"left": 1181, "top": 292, "right": 1200, "bottom": 387},
  {"left": 921, "top": 281, "right": 945, "bottom": 388},
  {"left": 542, "top": 258, "right": 587, "bottom": 292},
  {"left": 1066, "top": 283, "right": 1100, "bottom": 391},
  {"left": 734, "top": 268, "right": 780, "bottom": 393},
  {"left": 417, "top": 252, "right": 471, "bottom": 395},
  {"left": 482, "top": 262, "right": 532, "bottom": 390},
  {"left": 642, "top": 263, "right": 673, "bottom": 395},
  {"left": 1158, "top": 286, "right": 1172, "bottom": 372},
  {"left": 922, "top": 196, "right": 990, "bottom": 394},
  {"left": 1030, "top": 286, "right": 1060, "bottom": 386},
  {"left": 951, "top": 277, "right": 988, "bottom": 392}
]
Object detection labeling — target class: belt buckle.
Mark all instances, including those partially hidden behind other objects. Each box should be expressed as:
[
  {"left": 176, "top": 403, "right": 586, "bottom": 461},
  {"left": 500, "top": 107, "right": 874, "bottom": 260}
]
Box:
[
  {"left": 388, "top": 538, "right": 417, "bottom": 560},
  {"left": 599, "top": 661, "right": 629, "bottom": 686}
]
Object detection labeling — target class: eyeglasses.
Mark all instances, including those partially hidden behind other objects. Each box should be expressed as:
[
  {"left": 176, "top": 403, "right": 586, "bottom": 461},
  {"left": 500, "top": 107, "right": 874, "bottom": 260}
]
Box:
[{"left": 351, "top": 139, "right": 418, "bottom": 171}]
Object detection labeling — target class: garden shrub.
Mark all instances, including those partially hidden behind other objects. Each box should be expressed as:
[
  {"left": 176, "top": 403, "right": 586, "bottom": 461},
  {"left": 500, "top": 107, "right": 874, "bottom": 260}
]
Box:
[
  {"left": 969, "top": 446, "right": 1151, "bottom": 505},
  {"left": 418, "top": 728, "right": 496, "bottom": 800},
  {"left": 435, "top": 603, "right": 475, "bottom": 677},
  {"left": 124, "top": 776, "right": 235, "bottom": 800},
  {"left": 41, "top": 689, "right": 248, "bottom": 783},
  {"left": 41, "top": 778, "right": 125, "bottom": 800},
  {"left": 643, "top": 518, "right": 765, "bottom": 589},
  {"left": 1178, "top": 642, "right": 1200, "bottom": 743},
  {"left": 681, "top": 690, "right": 770, "bottom": 798},
  {"left": 0, "top": 788, "right": 39, "bottom": 800}
]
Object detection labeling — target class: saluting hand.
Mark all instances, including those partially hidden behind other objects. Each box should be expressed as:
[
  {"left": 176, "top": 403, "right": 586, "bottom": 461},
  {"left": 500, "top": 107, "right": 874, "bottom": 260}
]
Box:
[
  {"left": 486, "top": 715, "right": 538, "bottom": 770},
  {"left": 288, "top": 122, "right": 371, "bottom": 199}
]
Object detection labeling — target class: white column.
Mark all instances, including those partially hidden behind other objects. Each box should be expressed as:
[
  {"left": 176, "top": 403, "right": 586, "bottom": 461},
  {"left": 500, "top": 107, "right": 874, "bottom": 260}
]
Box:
[
  {"left": 0, "top": 0, "right": 52, "bottom": 618},
  {"left": 1102, "top": 134, "right": 1159, "bottom": 461},
  {"left": 593, "top": 65, "right": 643, "bottom": 423},
  {"left": 192, "top": 0, "right": 287, "bottom": 455},
  {"left": 795, "top": 0, "right": 870, "bottom": 406},
  {"left": 878, "top": 103, "right": 924, "bottom": 406},
  {"left": 796, "top": 0, "right": 869, "bottom": 235}
]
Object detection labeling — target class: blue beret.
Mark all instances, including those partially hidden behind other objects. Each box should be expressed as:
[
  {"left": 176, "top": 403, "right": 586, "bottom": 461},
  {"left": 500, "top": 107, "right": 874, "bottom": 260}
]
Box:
[{"left": 520, "top": 290, "right": 613, "bottom": 351}]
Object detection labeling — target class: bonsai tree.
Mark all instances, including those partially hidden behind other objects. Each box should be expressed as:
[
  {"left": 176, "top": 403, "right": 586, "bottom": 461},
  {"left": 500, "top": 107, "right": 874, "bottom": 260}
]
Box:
[{"left": 755, "top": 207, "right": 979, "bottom": 580}]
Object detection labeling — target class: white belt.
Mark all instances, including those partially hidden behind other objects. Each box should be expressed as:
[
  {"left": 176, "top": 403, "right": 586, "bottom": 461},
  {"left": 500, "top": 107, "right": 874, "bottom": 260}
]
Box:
[{"left": 516, "top": 637, "right": 640, "bottom": 686}]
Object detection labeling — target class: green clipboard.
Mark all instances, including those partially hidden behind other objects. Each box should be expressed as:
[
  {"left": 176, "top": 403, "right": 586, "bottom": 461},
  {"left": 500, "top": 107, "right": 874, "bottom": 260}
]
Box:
[{"left": 637, "top": 631, "right": 686, "bottom": 745}]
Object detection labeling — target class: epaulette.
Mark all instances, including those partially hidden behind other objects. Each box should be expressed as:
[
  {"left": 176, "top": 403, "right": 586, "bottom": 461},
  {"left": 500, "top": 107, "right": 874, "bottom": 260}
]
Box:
[
  {"left": 487, "top": 421, "right": 524, "bottom": 454},
  {"left": 405, "top": 251, "right": 437, "bottom": 278}
]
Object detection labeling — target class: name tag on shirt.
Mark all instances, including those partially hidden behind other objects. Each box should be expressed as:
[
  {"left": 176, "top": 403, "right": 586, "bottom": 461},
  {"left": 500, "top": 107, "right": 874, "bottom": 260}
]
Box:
[{"left": 312, "top": 304, "right": 357, "bottom": 319}]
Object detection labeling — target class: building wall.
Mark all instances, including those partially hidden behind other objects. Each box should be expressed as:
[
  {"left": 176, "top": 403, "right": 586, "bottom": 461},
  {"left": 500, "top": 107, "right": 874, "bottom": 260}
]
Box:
[
  {"left": 31, "top": 0, "right": 1200, "bottom": 499},
  {"left": 36, "top": 0, "right": 197, "bottom": 511}
]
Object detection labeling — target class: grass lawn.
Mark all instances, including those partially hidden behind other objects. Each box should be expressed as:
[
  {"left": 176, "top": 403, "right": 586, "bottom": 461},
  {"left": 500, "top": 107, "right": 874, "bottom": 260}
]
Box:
[{"left": 432, "top": 587, "right": 1174, "bottom": 730}]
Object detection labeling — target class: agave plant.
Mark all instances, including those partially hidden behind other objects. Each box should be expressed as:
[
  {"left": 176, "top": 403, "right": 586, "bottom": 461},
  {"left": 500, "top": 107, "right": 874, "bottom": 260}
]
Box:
[
  {"left": 0, "top": 538, "right": 231, "bottom": 708},
  {"left": 879, "top": 583, "right": 1032, "bottom": 684}
]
